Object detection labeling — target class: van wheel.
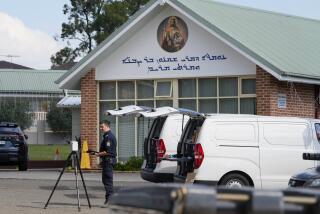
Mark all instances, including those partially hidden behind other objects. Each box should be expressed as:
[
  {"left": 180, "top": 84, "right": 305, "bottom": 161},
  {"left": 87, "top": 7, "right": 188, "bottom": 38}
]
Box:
[{"left": 220, "top": 173, "right": 250, "bottom": 188}]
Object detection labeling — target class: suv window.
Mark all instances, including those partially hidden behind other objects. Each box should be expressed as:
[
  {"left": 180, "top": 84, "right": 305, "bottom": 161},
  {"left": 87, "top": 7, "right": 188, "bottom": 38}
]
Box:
[{"left": 0, "top": 126, "right": 21, "bottom": 134}]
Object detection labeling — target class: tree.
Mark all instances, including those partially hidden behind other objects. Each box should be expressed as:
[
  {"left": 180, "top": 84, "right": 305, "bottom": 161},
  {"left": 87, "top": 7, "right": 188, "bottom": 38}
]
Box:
[
  {"left": 61, "top": 0, "right": 107, "bottom": 54},
  {"left": 51, "top": 0, "right": 150, "bottom": 65},
  {"left": 124, "top": 0, "right": 150, "bottom": 16},
  {"left": 0, "top": 101, "right": 32, "bottom": 130},
  {"left": 47, "top": 105, "right": 72, "bottom": 133},
  {"left": 95, "top": 1, "right": 129, "bottom": 44},
  {"left": 50, "top": 47, "right": 77, "bottom": 68}
]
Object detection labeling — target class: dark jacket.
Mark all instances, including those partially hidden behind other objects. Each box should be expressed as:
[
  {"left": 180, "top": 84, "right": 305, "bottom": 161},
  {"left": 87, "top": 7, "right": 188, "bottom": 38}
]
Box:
[{"left": 100, "top": 131, "right": 117, "bottom": 165}]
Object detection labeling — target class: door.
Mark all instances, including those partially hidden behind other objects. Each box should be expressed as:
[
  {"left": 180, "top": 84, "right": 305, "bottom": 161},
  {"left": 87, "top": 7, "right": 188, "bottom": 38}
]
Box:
[
  {"left": 259, "top": 121, "right": 315, "bottom": 189},
  {"left": 106, "top": 105, "right": 151, "bottom": 116},
  {"left": 312, "top": 122, "right": 320, "bottom": 167}
]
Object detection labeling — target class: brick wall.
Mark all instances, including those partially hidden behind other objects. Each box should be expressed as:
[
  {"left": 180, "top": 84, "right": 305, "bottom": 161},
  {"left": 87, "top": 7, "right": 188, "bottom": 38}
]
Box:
[
  {"left": 80, "top": 69, "right": 98, "bottom": 168},
  {"left": 256, "top": 66, "right": 316, "bottom": 118}
]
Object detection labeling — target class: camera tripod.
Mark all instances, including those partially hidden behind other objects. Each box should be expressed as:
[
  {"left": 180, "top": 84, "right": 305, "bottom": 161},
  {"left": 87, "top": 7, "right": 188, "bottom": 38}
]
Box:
[{"left": 44, "top": 151, "right": 91, "bottom": 211}]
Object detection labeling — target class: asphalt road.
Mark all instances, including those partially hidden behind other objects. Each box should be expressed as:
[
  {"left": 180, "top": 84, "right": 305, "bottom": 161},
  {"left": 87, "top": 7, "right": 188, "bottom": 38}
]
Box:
[{"left": 0, "top": 169, "right": 150, "bottom": 214}]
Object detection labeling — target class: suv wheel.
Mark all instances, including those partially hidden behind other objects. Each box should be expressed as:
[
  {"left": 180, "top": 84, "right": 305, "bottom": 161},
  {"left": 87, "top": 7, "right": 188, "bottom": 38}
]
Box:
[
  {"left": 220, "top": 173, "right": 250, "bottom": 188},
  {"left": 18, "top": 160, "right": 28, "bottom": 171}
]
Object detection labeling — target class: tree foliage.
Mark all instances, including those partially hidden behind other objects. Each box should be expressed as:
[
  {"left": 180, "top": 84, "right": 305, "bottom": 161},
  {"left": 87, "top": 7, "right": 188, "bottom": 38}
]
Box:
[
  {"left": 0, "top": 101, "right": 32, "bottom": 130},
  {"left": 47, "top": 105, "right": 72, "bottom": 133},
  {"left": 124, "top": 0, "right": 150, "bottom": 16},
  {"left": 51, "top": 0, "right": 150, "bottom": 67},
  {"left": 50, "top": 47, "right": 77, "bottom": 68}
]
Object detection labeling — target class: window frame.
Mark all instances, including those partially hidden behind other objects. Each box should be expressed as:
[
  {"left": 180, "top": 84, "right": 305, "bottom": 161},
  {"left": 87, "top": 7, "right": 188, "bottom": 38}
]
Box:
[
  {"left": 177, "top": 76, "right": 256, "bottom": 114},
  {"left": 155, "top": 80, "right": 173, "bottom": 98}
]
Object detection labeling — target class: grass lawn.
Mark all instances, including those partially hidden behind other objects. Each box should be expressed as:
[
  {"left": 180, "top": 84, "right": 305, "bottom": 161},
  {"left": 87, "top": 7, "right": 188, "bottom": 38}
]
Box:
[{"left": 28, "top": 144, "right": 71, "bottom": 160}]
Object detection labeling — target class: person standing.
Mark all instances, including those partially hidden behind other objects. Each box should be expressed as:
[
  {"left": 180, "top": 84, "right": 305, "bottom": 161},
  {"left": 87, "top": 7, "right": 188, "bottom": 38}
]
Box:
[{"left": 95, "top": 120, "right": 117, "bottom": 206}]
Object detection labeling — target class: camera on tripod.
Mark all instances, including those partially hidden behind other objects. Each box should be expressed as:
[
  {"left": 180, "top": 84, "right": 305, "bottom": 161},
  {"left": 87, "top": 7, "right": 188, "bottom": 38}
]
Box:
[
  {"left": 45, "top": 139, "right": 91, "bottom": 211},
  {"left": 70, "top": 140, "right": 79, "bottom": 152}
]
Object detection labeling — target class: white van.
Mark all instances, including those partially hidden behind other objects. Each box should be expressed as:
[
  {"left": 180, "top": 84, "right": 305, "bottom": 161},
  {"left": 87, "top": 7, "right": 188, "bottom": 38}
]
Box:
[
  {"left": 174, "top": 114, "right": 320, "bottom": 189},
  {"left": 107, "top": 106, "right": 190, "bottom": 182}
]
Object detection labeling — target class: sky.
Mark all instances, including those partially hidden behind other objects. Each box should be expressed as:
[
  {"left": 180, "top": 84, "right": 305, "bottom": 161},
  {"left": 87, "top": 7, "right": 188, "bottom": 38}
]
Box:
[{"left": 0, "top": 0, "right": 320, "bottom": 70}]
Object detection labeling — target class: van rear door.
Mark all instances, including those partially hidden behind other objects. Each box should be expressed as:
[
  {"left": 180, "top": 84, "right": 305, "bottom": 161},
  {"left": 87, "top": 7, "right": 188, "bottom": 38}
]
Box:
[
  {"left": 175, "top": 115, "right": 205, "bottom": 183},
  {"left": 141, "top": 108, "right": 202, "bottom": 171},
  {"left": 106, "top": 105, "right": 151, "bottom": 116},
  {"left": 140, "top": 107, "right": 182, "bottom": 171},
  {"left": 312, "top": 122, "right": 320, "bottom": 167}
]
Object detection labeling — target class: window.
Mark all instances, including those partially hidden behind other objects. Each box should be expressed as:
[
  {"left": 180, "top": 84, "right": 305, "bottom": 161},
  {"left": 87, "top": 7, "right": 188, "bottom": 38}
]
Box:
[
  {"left": 99, "top": 101, "right": 116, "bottom": 144},
  {"left": 118, "top": 81, "right": 135, "bottom": 100},
  {"left": 156, "top": 100, "right": 173, "bottom": 107},
  {"left": 199, "top": 99, "right": 217, "bottom": 113},
  {"left": 219, "top": 78, "right": 238, "bottom": 97},
  {"left": 118, "top": 101, "right": 135, "bottom": 161},
  {"left": 179, "top": 79, "right": 196, "bottom": 98},
  {"left": 219, "top": 98, "right": 238, "bottom": 113},
  {"left": 178, "top": 77, "right": 255, "bottom": 114},
  {"left": 179, "top": 99, "right": 197, "bottom": 111},
  {"left": 137, "top": 80, "right": 154, "bottom": 99},
  {"left": 199, "top": 78, "right": 217, "bottom": 97},
  {"left": 99, "top": 80, "right": 173, "bottom": 161},
  {"left": 178, "top": 79, "right": 197, "bottom": 111},
  {"left": 240, "top": 98, "right": 256, "bottom": 114},
  {"left": 155, "top": 81, "right": 172, "bottom": 97},
  {"left": 241, "top": 78, "right": 256, "bottom": 95},
  {"left": 100, "top": 82, "right": 116, "bottom": 100}
]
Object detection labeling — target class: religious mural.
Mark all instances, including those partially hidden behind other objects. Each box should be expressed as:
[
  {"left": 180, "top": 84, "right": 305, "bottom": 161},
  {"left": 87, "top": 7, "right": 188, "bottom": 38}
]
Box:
[{"left": 157, "top": 16, "right": 188, "bottom": 53}]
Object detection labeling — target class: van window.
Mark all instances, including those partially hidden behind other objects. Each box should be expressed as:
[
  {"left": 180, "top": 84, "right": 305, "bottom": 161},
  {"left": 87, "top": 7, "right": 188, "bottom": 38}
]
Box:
[
  {"left": 215, "top": 123, "right": 256, "bottom": 142},
  {"left": 315, "top": 123, "right": 320, "bottom": 142},
  {"left": 263, "top": 123, "right": 309, "bottom": 146}
]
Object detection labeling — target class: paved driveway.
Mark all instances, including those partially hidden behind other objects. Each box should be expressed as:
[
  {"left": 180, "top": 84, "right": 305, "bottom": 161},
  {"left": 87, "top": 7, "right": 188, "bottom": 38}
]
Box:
[{"left": 0, "top": 169, "right": 151, "bottom": 213}]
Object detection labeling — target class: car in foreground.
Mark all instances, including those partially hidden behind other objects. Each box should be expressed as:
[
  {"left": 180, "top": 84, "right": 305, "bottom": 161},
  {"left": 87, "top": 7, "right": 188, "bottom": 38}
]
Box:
[
  {"left": 289, "top": 166, "right": 320, "bottom": 188},
  {"left": 289, "top": 153, "right": 320, "bottom": 188},
  {"left": 0, "top": 122, "right": 28, "bottom": 171},
  {"left": 108, "top": 184, "right": 320, "bottom": 214}
]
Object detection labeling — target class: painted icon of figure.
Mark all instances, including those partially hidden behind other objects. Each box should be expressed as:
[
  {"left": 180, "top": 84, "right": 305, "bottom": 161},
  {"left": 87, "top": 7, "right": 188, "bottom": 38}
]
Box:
[{"left": 161, "top": 16, "right": 186, "bottom": 52}]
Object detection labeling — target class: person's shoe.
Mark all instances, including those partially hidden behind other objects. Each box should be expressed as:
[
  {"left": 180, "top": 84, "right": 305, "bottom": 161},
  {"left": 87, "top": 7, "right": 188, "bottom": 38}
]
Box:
[{"left": 100, "top": 199, "right": 109, "bottom": 208}]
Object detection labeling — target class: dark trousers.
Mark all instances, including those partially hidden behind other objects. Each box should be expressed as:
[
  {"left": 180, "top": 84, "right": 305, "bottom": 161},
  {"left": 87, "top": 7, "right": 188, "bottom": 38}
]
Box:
[{"left": 102, "top": 163, "right": 114, "bottom": 200}]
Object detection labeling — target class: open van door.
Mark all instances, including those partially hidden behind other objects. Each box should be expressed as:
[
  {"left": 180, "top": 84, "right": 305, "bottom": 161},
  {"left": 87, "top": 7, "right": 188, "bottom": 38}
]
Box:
[
  {"left": 140, "top": 107, "right": 202, "bottom": 182},
  {"left": 106, "top": 105, "right": 151, "bottom": 116},
  {"left": 173, "top": 112, "right": 206, "bottom": 183},
  {"left": 139, "top": 107, "right": 178, "bottom": 118},
  {"left": 139, "top": 107, "right": 182, "bottom": 181}
]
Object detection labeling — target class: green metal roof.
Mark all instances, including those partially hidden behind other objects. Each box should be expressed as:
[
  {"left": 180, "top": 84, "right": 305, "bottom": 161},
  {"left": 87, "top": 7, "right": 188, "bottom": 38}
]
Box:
[
  {"left": 174, "top": 0, "right": 320, "bottom": 80},
  {"left": 0, "top": 69, "right": 66, "bottom": 93},
  {"left": 57, "top": 0, "right": 320, "bottom": 89}
]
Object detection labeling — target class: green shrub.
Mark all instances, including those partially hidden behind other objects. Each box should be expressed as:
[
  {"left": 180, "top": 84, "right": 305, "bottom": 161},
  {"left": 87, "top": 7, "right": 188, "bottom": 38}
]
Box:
[
  {"left": 114, "top": 156, "right": 144, "bottom": 171},
  {"left": 0, "top": 101, "right": 32, "bottom": 130},
  {"left": 47, "top": 104, "right": 72, "bottom": 133}
]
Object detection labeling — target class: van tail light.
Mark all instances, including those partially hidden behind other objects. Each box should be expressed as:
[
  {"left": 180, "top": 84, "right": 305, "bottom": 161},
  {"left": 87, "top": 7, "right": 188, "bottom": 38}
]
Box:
[
  {"left": 156, "top": 139, "right": 166, "bottom": 163},
  {"left": 194, "top": 143, "right": 204, "bottom": 169}
]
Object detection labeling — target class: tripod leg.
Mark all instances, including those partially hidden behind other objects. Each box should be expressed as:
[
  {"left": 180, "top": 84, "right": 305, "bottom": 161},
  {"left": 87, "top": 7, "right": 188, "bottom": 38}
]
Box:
[
  {"left": 44, "top": 152, "right": 73, "bottom": 209},
  {"left": 75, "top": 153, "right": 91, "bottom": 208},
  {"left": 74, "top": 154, "right": 81, "bottom": 212}
]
